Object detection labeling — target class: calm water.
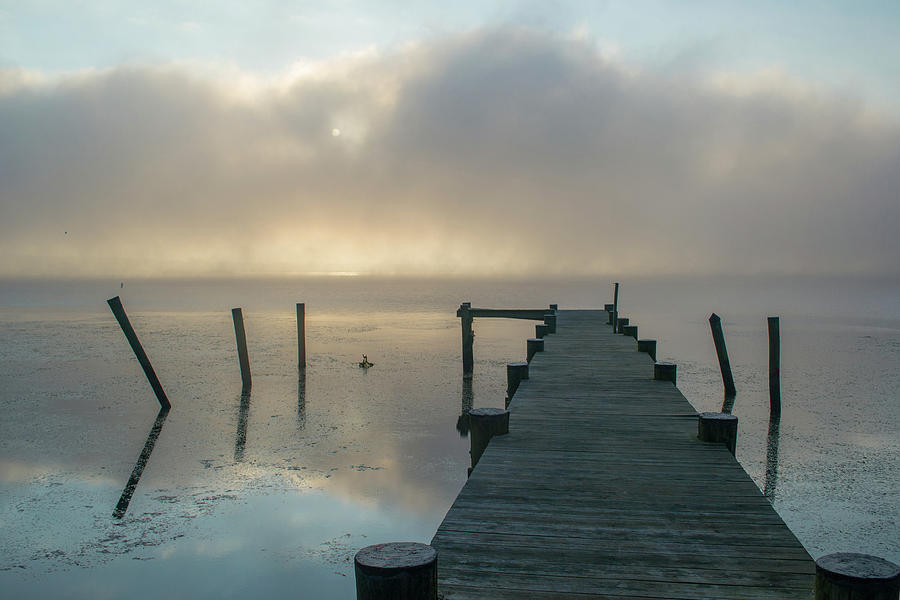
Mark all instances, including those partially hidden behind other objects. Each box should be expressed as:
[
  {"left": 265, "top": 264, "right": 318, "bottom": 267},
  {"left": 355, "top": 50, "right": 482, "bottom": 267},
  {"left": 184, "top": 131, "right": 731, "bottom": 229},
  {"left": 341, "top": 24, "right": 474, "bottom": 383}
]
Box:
[{"left": 1, "top": 276, "right": 898, "bottom": 598}]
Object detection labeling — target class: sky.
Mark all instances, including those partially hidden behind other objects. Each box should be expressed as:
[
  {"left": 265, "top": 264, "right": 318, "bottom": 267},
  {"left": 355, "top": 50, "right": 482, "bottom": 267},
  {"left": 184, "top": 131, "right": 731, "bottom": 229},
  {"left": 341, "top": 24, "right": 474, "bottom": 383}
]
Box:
[{"left": 1, "top": 1, "right": 899, "bottom": 278}]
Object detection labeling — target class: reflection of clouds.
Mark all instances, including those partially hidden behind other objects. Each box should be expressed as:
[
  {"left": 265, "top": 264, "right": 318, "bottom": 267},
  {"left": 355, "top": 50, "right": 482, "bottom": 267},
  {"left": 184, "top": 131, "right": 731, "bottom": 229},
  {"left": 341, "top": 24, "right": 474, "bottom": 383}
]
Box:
[{"left": 0, "top": 459, "right": 56, "bottom": 482}]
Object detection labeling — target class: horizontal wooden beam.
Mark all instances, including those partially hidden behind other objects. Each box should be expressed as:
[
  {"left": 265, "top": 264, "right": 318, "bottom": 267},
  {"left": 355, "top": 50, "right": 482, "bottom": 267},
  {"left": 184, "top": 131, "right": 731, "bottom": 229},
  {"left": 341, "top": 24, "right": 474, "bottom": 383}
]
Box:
[{"left": 457, "top": 308, "right": 551, "bottom": 320}]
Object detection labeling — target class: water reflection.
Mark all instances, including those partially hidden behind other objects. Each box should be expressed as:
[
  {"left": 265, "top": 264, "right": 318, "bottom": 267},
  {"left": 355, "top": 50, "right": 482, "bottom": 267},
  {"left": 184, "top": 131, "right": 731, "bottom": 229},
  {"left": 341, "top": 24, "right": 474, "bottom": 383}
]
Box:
[
  {"left": 297, "top": 371, "right": 306, "bottom": 430},
  {"left": 764, "top": 415, "right": 781, "bottom": 500},
  {"left": 456, "top": 377, "right": 473, "bottom": 437},
  {"left": 234, "top": 391, "right": 251, "bottom": 462},
  {"left": 113, "top": 407, "right": 169, "bottom": 519}
]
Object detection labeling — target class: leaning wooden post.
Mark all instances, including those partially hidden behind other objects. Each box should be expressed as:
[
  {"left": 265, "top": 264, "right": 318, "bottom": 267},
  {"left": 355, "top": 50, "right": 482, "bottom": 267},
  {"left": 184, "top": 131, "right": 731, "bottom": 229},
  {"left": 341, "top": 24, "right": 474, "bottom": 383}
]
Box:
[
  {"left": 232, "top": 308, "right": 252, "bottom": 392},
  {"left": 654, "top": 361, "right": 676, "bottom": 384},
  {"left": 506, "top": 361, "right": 529, "bottom": 407},
  {"left": 815, "top": 553, "right": 900, "bottom": 600},
  {"left": 526, "top": 338, "right": 544, "bottom": 362},
  {"left": 543, "top": 312, "right": 557, "bottom": 334},
  {"left": 708, "top": 313, "right": 737, "bottom": 397},
  {"left": 468, "top": 408, "right": 510, "bottom": 470},
  {"left": 637, "top": 339, "right": 657, "bottom": 361},
  {"left": 698, "top": 412, "right": 738, "bottom": 456},
  {"left": 768, "top": 316, "right": 781, "bottom": 418},
  {"left": 354, "top": 542, "right": 438, "bottom": 600},
  {"left": 458, "top": 303, "right": 474, "bottom": 376},
  {"left": 296, "top": 303, "right": 306, "bottom": 370},
  {"left": 107, "top": 296, "right": 171, "bottom": 410},
  {"left": 612, "top": 282, "right": 620, "bottom": 333}
]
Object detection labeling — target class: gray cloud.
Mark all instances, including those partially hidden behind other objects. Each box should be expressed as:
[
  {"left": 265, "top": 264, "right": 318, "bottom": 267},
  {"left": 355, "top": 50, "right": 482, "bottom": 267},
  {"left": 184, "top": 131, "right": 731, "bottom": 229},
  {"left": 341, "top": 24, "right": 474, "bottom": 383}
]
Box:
[{"left": 1, "top": 28, "right": 898, "bottom": 277}]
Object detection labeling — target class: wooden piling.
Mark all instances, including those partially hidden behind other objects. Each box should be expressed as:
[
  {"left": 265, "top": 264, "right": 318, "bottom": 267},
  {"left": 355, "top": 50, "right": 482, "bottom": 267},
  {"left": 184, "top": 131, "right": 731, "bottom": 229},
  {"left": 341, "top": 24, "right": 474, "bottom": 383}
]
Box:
[
  {"left": 612, "top": 283, "right": 619, "bottom": 333},
  {"left": 549, "top": 304, "right": 558, "bottom": 312},
  {"left": 526, "top": 338, "right": 544, "bottom": 362},
  {"left": 296, "top": 302, "right": 306, "bottom": 370},
  {"left": 654, "top": 361, "right": 676, "bottom": 385},
  {"left": 232, "top": 308, "right": 251, "bottom": 392},
  {"left": 698, "top": 412, "right": 738, "bottom": 456},
  {"left": 768, "top": 316, "right": 781, "bottom": 418},
  {"left": 354, "top": 542, "right": 438, "bottom": 600},
  {"left": 637, "top": 339, "right": 657, "bottom": 361},
  {"left": 622, "top": 324, "right": 638, "bottom": 339},
  {"left": 106, "top": 296, "right": 171, "bottom": 410},
  {"left": 814, "top": 553, "right": 900, "bottom": 600},
  {"left": 535, "top": 323, "right": 549, "bottom": 338},
  {"left": 708, "top": 313, "right": 737, "bottom": 398},
  {"left": 506, "top": 361, "right": 529, "bottom": 406},
  {"left": 459, "top": 303, "right": 474, "bottom": 375},
  {"left": 468, "top": 408, "right": 510, "bottom": 470},
  {"left": 616, "top": 317, "right": 629, "bottom": 334},
  {"left": 543, "top": 312, "right": 557, "bottom": 334}
]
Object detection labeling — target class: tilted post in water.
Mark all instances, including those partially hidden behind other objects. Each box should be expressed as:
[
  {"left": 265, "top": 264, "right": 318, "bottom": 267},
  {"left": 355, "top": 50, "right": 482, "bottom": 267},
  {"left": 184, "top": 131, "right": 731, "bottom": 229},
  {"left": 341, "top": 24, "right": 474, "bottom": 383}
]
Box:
[
  {"left": 296, "top": 303, "right": 306, "bottom": 370},
  {"left": 708, "top": 313, "right": 737, "bottom": 398},
  {"left": 768, "top": 316, "right": 781, "bottom": 418},
  {"left": 612, "top": 282, "right": 620, "bottom": 333},
  {"left": 458, "top": 302, "right": 474, "bottom": 375},
  {"left": 107, "top": 296, "right": 171, "bottom": 410},
  {"left": 232, "top": 308, "right": 252, "bottom": 392}
]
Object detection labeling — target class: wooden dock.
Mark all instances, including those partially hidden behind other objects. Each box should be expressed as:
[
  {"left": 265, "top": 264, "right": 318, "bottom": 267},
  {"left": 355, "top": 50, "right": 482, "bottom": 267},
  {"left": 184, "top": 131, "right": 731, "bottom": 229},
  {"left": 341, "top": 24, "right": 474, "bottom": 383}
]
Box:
[{"left": 431, "top": 309, "right": 815, "bottom": 599}]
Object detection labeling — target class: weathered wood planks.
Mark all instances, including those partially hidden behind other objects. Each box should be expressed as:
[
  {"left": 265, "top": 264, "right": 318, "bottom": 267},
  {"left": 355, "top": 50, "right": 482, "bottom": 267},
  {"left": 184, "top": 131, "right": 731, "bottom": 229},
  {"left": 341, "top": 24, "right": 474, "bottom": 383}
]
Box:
[{"left": 432, "top": 309, "right": 815, "bottom": 599}]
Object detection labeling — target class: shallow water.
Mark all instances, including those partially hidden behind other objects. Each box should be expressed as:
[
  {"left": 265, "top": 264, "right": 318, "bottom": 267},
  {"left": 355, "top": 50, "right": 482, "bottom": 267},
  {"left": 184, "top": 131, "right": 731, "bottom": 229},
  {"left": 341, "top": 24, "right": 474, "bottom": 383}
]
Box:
[{"left": 1, "top": 276, "right": 897, "bottom": 597}]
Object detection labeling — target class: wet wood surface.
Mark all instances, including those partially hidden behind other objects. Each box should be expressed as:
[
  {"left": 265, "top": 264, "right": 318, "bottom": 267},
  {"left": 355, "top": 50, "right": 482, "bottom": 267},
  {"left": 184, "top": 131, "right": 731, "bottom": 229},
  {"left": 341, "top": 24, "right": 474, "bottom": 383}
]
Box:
[{"left": 431, "top": 310, "right": 815, "bottom": 599}]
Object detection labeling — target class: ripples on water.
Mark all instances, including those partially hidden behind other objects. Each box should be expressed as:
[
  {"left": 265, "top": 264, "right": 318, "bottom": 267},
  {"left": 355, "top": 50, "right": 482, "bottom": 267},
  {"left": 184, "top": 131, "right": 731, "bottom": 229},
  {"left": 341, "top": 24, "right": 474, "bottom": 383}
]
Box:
[{"left": 0, "top": 276, "right": 897, "bottom": 597}]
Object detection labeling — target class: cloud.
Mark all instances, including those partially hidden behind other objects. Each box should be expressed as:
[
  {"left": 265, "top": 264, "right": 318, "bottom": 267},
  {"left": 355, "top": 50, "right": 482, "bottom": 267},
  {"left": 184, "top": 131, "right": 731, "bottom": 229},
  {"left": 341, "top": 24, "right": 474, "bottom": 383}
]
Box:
[{"left": 1, "top": 28, "right": 898, "bottom": 278}]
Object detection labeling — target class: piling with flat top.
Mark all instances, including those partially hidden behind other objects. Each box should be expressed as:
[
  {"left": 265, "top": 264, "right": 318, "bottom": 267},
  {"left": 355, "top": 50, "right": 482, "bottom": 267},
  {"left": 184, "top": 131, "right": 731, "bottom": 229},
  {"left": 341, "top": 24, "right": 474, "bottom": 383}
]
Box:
[
  {"left": 622, "top": 324, "right": 638, "bottom": 339},
  {"left": 354, "top": 542, "right": 438, "bottom": 600},
  {"left": 469, "top": 408, "right": 509, "bottom": 470},
  {"left": 296, "top": 303, "right": 307, "bottom": 370},
  {"left": 612, "top": 283, "right": 620, "bottom": 332},
  {"left": 616, "top": 317, "right": 629, "bottom": 334},
  {"left": 549, "top": 304, "right": 558, "bottom": 312},
  {"left": 535, "top": 323, "right": 549, "bottom": 338},
  {"left": 654, "top": 361, "right": 676, "bottom": 385},
  {"left": 506, "top": 362, "right": 529, "bottom": 406},
  {"left": 814, "top": 553, "right": 900, "bottom": 600},
  {"left": 543, "top": 313, "right": 557, "bottom": 334},
  {"left": 709, "top": 313, "right": 737, "bottom": 397},
  {"left": 768, "top": 316, "right": 781, "bottom": 418},
  {"left": 637, "top": 339, "right": 657, "bottom": 361},
  {"left": 232, "top": 308, "right": 252, "bottom": 392},
  {"left": 698, "top": 412, "right": 738, "bottom": 456},
  {"left": 459, "top": 303, "right": 474, "bottom": 375},
  {"left": 526, "top": 338, "right": 544, "bottom": 362},
  {"left": 107, "top": 296, "right": 171, "bottom": 410}
]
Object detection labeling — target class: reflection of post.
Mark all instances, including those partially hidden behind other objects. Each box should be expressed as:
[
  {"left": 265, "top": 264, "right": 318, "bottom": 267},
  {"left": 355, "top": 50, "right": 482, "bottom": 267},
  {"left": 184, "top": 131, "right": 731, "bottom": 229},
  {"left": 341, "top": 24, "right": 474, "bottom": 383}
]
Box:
[
  {"left": 107, "top": 296, "right": 171, "bottom": 410},
  {"left": 764, "top": 416, "right": 781, "bottom": 500},
  {"left": 458, "top": 302, "right": 474, "bottom": 376},
  {"left": 297, "top": 371, "right": 307, "bottom": 430},
  {"left": 456, "top": 377, "right": 474, "bottom": 437},
  {"left": 232, "top": 308, "right": 251, "bottom": 392},
  {"left": 113, "top": 407, "right": 169, "bottom": 518},
  {"left": 234, "top": 391, "right": 251, "bottom": 462}
]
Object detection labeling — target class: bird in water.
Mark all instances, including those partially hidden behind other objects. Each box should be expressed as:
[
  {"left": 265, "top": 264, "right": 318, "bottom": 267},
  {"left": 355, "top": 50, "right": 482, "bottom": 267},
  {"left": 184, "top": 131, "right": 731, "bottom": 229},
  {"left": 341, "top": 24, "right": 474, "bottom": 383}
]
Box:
[{"left": 358, "top": 354, "right": 373, "bottom": 368}]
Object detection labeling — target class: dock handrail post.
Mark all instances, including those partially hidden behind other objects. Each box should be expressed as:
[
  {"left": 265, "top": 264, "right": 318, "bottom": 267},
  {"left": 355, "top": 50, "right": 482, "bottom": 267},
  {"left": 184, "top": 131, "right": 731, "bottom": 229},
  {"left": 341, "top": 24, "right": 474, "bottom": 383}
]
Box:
[
  {"left": 296, "top": 303, "right": 306, "bottom": 370},
  {"left": 622, "top": 324, "right": 638, "bottom": 339},
  {"left": 637, "top": 339, "right": 657, "bottom": 361},
  {"left": 768, "top": 316, "right": 781, "bottom": 418},
  {"left": 107, "top": 296, "right": 171, "bottom": 410},
  {"left": 468, "top": 408, "right": 510, "bottom": 471},
  {"left": 506, "top": 362, "right": 529, "bottom": 407},
  {"left": 604, "top": 304, "right": 615, "bottom": 324},
  {"left": 543, "top": 312, "right": 557, "bottom": 334},
  {"left": 458, "top": 302, "right": 474, "bottom": 375},
  {"left": 232, "top": 307, "right": 252, "bottom": 392},
  {"left": 535, "top": 323, "right": 550, "bottom": 338},
  {"left": 698, "top": 412, "right": 738, "bottom": 456},
  {"left": 709, "top": 313, "right": 737, "bottom": 397},
  {"left": 654, "top": 361, "right": 677, "bottom": 385},
  {"left": 354, "top": 542, "right": 438, "bottom": 600},
  {"left": 814, "top": 553, "right": 900, "bottom": 599},
  {"left": 616, "top": 317, "right": 629, "bottom": 334},
  {"left": 612, "top": 282, "right": 619, "bottom": 332}
]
